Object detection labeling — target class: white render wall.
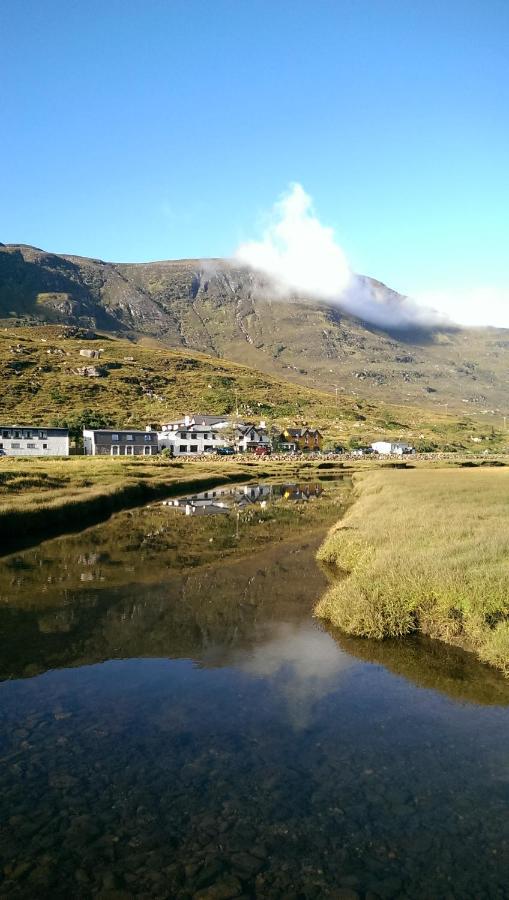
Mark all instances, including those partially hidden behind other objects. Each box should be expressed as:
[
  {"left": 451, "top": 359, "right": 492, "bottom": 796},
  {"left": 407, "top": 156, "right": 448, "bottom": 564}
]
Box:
[
  {"left": 0, "top": 427, "right": 69, "bottom": 457},
  {"left": 158, "top": 427, "right": 230, "bottom": 455},
  {"left": 371, "top": 441, "right": 412, "bottom": 455},
  {"left": 236, "top": 429, "right": 271, "bottom": 452}
]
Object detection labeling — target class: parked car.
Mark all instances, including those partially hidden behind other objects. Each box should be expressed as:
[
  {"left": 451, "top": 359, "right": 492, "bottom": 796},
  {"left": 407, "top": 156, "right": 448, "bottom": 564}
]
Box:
[
  {"left": 0, "top": 449, "right": 5, "bottom": 457},
  {"left": 216, "top": 446, "right": 236, "bottom": 455},
  {"left": 253, "top": 445, "right": 271, "bottom": 456}
]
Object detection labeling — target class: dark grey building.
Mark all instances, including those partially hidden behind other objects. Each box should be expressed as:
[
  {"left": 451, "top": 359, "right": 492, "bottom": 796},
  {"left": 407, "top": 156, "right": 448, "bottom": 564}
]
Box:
[{"left": 82, "top": 429, "right": 159, "bottom": 456}]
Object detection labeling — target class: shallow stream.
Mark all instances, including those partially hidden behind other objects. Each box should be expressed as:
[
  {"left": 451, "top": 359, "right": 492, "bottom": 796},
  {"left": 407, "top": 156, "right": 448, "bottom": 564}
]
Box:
[{"left": 0, "top": 479, "right": 508, "bottom": 898}]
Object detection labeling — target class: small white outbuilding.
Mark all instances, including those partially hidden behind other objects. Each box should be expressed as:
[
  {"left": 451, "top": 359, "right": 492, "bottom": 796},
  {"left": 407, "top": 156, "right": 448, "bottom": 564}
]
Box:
[{"left": 371, "top": 441, "right": 414, "bottom": 455}]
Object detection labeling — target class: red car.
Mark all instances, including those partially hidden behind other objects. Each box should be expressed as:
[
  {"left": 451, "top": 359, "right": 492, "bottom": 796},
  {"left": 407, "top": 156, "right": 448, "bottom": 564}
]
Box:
[{"left": 253, "top": 445, "right": 271, "bottom": 456}]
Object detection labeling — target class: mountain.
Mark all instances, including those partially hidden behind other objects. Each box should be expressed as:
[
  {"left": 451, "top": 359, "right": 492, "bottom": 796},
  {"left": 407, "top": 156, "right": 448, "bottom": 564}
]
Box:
[{"left": 1, "top": 242, "right": 508, "bottom": 417}]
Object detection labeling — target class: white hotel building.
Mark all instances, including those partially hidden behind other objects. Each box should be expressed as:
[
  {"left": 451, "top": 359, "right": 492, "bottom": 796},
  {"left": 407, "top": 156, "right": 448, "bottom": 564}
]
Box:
[{"left": 0, "top": 425, "right": 69, "bottom": 457}]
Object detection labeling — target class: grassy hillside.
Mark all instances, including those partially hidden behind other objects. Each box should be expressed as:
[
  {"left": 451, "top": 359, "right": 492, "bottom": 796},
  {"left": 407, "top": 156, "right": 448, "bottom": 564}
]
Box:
[
  {"left": 1, "top": 324, "right": 499, "bottom": 450},
  {"left": 2, "top": 243, "right": 509, "bottom": 417},
  {"left": 315, "top": 468, "right": 509, "bottom": 674}
]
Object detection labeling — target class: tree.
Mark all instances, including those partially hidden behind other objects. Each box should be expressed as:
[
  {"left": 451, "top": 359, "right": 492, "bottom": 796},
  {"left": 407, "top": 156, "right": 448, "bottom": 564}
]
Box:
[{"left": 52, "top": 408, "right": 111, "bottom": 445}]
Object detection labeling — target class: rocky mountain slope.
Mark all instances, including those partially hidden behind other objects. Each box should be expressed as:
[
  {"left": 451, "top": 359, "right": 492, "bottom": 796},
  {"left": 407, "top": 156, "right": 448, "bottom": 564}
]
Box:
[{"left": 1, "top": 242, "right": 508, "bottom": 415}]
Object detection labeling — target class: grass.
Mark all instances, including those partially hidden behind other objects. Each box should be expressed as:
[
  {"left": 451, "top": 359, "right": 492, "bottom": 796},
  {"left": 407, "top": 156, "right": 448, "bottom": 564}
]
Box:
[
  {"left": 0, "top": 479, "right": 350, "bottom": 610},
  {"left": 0, "top": 454, "right": 349, "bottom": 550},
  {"left": 0, "top": 324, "right": 501, "bottom": 450},
  {"left": 315, "top": 467, "right": 509, "bottom": 674}
]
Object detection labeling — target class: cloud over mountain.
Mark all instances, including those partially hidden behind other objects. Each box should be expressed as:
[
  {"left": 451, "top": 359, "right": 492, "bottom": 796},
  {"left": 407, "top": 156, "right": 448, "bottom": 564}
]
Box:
[{"left": 235, "top": 184, "right": 447, "bottom": 330}]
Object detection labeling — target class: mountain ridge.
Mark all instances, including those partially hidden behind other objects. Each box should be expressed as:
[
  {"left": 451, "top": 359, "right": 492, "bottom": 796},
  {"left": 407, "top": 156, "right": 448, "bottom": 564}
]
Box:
[{"left": 1, "top": 242, "right": 508, "bottom": 417}]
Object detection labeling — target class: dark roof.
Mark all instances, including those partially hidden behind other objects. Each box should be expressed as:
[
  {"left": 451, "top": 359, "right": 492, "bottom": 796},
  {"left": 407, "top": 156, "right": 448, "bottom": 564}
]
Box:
[
  {"left": 284, "top": 427, "right": 321, "bottom": 437},
  {"left": 0, "top": 424, "right": 68, "bottom": 433},
  {"left": 191, "top": 414, "right": 229, "bottom": 425},
  {"left": 86, "top": 429, "right": 157, "bottom": 436}
]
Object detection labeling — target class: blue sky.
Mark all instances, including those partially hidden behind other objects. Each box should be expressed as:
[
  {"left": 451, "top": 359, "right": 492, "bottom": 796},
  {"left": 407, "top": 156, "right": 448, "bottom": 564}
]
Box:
[{"left": 1, "top": 0, "right": 508, "bottom": 321}]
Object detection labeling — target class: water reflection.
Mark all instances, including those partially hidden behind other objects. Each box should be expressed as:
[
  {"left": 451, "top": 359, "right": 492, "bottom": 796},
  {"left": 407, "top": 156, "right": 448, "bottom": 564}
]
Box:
[
  {"left": 1, "top": 478, "right": 509, "bottom": 897},
  {"left": 166, "top": 482, "right": 324, "bottom": 516}
]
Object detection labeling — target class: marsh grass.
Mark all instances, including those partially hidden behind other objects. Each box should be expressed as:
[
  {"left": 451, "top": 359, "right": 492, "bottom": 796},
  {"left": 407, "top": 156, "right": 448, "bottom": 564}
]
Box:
[
  {"left": 0, "top": 455, "right": 348, "bottom": 550},
  {"left": 315, "top": 468, "right": 509, "bottom": 673}
]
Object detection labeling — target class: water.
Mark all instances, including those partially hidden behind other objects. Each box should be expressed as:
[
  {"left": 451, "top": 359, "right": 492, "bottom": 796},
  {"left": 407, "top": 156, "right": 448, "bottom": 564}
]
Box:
[{"left": 1, "top": 479, "right": 509, "bottom": 898}]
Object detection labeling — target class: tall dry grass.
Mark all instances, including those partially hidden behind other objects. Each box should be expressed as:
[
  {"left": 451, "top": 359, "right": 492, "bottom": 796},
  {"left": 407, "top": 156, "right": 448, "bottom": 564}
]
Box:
[
  {"left": 315, "top": 468, "right": 509, "bottom": 674},
  {"left": 0, "top": 455, "right": 348, "bottom": 548}
]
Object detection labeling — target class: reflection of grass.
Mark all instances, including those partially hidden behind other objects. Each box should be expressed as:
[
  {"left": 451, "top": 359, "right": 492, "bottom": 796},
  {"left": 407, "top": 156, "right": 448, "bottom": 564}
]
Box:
[
  {"left": 315, "top": 468, "right": 509, "bottom": 674},
  {"left": 0, "top": 483, "right": 351, "bottom": 609},
  {"left": 0, "top": 455, "right": 349, "bottom": 548},
  {"left": 328, "top": 629, "right": 509, "bottom": 706}
]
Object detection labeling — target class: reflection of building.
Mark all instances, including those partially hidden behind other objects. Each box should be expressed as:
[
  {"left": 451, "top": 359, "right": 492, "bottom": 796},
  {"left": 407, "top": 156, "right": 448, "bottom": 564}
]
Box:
[
  {"left": 164, "top": 483, "right": 324, "bottom": 516},
  {"left": 278, "top": 483, "right": 323, "bottom": 502},
  {"left": 83, "top": 429, "right": 159, "bottom": 456},
  {"left": 0, "top": 425, "right": 69, "bottom": 457}
]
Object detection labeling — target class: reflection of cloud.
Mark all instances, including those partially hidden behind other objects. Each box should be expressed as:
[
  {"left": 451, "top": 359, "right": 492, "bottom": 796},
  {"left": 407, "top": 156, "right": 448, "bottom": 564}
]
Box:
[{"left": 234, "top": 622, "right": 353, "bottom": 729}]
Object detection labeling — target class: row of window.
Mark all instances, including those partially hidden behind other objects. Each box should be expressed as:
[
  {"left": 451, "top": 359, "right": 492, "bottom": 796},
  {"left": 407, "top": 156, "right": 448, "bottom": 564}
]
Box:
[
  {"left": 110, "top": 433, "right": 153, "bottom": 442},
  {"left": 1, "top": 429, "right": 47, "bottom": 439},
  {"left": 0, "top": 442, "right": 48, "bottom": 449},
  {"left": 176, "top": 431, "right": 219, "bottom": 440}
]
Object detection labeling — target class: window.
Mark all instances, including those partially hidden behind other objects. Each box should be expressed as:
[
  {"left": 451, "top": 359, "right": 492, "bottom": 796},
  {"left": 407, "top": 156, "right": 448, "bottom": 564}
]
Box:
[
  {"left": 204, "top": 445, "right": 212, "bottom": 451},
  {"left": 125, "top": 445, "right": 134, "bottom": 455},
  {"left": 190, "top": 445, "right": 198, "bottom": 453},
  {"left": 144, "top": 434, "right": 152, "bottom": 442},
  {"left": 39, "top": 431, "right": 47, "bottom": 439},
  {"left": 42, "top": 443, "right": 47, "bottom": 449},
  {"left": 143, "top": 446, "right": 151, "bottom": 455},
  {"left": 203, "top": 432, "right": 209, "bottom": 439},
  {"left": 11, "top": 443, "right": 20, "bottom": 448},
  {"left": 250, "top": 432, "right": 255, "bottom": 441},
  {"left": 126, "top": 434, "right": 133, "bottom": 441},
  {"left": 14, "top": 431, "right": 21, "bottom": 439},
  {"left": 0, "top": 443, "right": 2, "bottom": 449},
  {"left": 2, "top": 430, "right": 10, "bottom": 438},
  {"left": 111, "top": 445, "right": 120, "bottom": 456},
  {"left": 111, "top": 434, "right": 119, "bottom": 441},
  {"left": 27, "top": 443, "right": 36, "bottom": 449},
  {"left": 179, "top": 445, "right": 187, "bottom": 453}
]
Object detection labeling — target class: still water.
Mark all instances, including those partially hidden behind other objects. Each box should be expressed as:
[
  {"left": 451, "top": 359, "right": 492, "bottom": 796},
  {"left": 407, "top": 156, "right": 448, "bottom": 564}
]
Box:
[{"left": 1, "top": 479, "right": 509, "bottom": 899}]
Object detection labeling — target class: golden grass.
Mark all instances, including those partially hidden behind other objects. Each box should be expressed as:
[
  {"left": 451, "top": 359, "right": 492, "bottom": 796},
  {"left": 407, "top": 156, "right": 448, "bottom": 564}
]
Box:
[
  {"left": 0, "top": 455, "right": 348, "bottom": 547},
  {"left": 315, "top": 468, "right": 509, "bottom": 674}
]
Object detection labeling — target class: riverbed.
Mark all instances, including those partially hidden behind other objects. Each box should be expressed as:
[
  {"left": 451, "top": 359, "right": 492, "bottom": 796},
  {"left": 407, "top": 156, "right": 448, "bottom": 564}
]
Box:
[{"left": 0, "top": 479, "right": 508, "bottom": 898}]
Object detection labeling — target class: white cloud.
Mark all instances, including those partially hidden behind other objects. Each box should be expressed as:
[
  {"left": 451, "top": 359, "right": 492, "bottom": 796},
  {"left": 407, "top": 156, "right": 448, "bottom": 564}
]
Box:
[
  {"left": 235, "top": 183, "right": 445, "bottom": 329},
  {"left": 414, "top": 286, "right": 509, "bottom": 328},
  {"left": 234, "top": 183, "right": 508, "bottom": 330},
  {"left": 236, "top": 182, "right": 352, "bottom": 300}
]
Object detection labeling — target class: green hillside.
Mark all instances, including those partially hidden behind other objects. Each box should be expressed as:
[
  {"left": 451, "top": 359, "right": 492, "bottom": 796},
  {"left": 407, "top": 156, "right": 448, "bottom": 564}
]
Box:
[
  {"left": 0, "top": 324, "right": 503, "bottom": 450},
  {"left": 1, "top": 243, "right": 509, "bottom": 419}
]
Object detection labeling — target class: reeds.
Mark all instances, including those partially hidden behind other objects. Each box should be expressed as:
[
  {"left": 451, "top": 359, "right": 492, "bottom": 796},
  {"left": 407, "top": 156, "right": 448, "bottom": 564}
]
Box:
[{"left": 315, "top": 468, "right": 509, "bottom": 673}]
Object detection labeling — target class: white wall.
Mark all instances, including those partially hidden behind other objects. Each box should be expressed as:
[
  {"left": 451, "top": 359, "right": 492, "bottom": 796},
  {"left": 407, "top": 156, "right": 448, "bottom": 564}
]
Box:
[
  {"left": 0, "top": 432, "right": 69, "bottom": 457},
  {"left": 158, "top": 428, "right": 229, "bottom": 455}
]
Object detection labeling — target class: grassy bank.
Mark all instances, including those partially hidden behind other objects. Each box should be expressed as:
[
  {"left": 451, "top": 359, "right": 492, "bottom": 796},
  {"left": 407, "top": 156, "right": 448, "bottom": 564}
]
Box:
[
  {"left": 0, "top": 455, "right": 349, "bottom": 552},
  {"left": 315, "top": 468, "right": 509, "bottom": 674}
]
